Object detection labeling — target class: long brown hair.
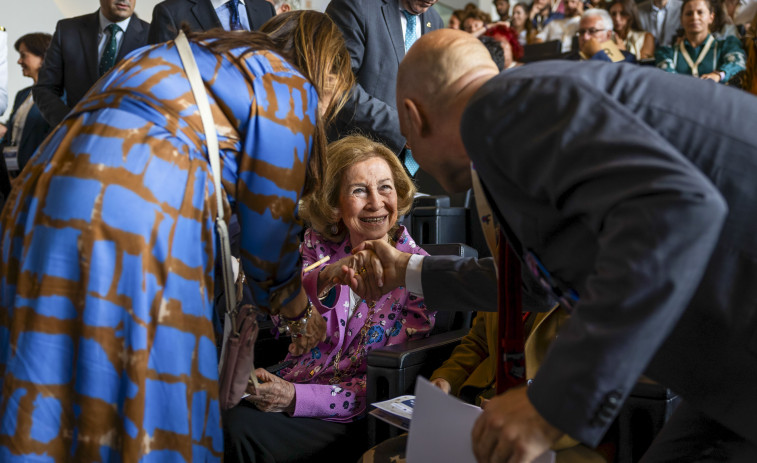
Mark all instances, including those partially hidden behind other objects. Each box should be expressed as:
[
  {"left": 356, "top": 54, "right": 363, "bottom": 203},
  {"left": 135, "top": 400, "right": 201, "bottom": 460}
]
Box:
[
  {"left": 184, "top": 12, "right": 353, "bottom": 198},
  {"left": 260, "top": 10, "right": 354, "bottom": 125}
]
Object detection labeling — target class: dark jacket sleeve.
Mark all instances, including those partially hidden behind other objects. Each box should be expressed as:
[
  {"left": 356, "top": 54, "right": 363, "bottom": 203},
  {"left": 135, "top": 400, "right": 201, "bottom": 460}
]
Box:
[
  {"left": 33, "top": 20, "right": 70, "bottom": 127},
  {"left": 325, "top": 0, "right": 406, "bottom": 153},
  {"left": 148, "top": 2, "right": 179, "bottom": 44},
  {"left": 463, "top": 72, "right": 727, "bottom": 446}
]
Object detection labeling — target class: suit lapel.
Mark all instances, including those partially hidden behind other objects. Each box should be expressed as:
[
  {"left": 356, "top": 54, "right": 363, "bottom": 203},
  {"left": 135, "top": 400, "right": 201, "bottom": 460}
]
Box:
[
  {"left": 381, "top": 0, "right": 405, "bottom": 63},
  {"left": 419, "top": 11, "right": 432, "bottom": 34},
  {"left": 193, "top": 0, "right": 223, "bottom": 31},
  {"left": 82, "top": 12, "right": 100, "bottom": 84},
  {"left": 245, "top": 0, "right": 266, "bottom": 30},
  {"left": 116, "top": 14, "right": 144, "bottom": 62}
]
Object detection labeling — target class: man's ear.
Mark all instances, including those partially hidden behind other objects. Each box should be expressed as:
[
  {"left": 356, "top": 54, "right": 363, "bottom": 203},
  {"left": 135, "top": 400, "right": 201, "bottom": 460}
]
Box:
[
  {"left": 281, "top": 4, "right": 291, "bottom": 12},
  {"left": 401, "top": 98, "right": 431, "bottom": 138}
]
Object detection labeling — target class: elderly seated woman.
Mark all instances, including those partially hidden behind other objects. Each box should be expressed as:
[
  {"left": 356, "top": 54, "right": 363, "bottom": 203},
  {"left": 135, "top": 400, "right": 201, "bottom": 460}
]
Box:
[
  {"left": 655, "top": 0, "right": 746, "bottom": 83},
  {"left": 223, "top": 135, "right": 436, "bottom": 463}
]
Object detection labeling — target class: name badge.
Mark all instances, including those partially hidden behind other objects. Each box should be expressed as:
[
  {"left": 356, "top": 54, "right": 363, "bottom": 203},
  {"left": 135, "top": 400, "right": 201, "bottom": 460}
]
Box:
[{"left": 3, "top": 145, "right": 19, "bottom": 172}]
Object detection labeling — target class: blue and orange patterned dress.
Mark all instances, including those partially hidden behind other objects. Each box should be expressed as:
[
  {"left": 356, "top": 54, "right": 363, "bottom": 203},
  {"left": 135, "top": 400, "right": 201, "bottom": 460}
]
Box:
[{"left": 0, "top": 38, "right": 318, "bottom": 462}]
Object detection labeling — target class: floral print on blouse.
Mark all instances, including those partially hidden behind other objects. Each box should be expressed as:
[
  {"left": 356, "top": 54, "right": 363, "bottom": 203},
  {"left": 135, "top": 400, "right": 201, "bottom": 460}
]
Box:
[{"left": 280, "top": 226, "right": 436, "bottom": 422}]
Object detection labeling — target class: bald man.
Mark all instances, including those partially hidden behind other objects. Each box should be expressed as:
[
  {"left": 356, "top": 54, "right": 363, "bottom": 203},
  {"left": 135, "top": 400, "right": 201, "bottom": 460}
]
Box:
[{"left": 355, "top": 29, "right": 757, "bottom": 462}]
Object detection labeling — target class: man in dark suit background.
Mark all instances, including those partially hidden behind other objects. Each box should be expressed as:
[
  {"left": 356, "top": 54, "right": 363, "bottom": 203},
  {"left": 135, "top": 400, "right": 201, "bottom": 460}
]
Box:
[
  {"left": 147, "top": 0, "right": 275, "bottom": 44},
  {"left": 33, "top": 0, "right": 149, "bottom": 128},
  {"left": 326, "top": 0, "right": 443, "bottom": 177},
  {"left": 355, "top": 29, "right": 757, "bottom": 461}
]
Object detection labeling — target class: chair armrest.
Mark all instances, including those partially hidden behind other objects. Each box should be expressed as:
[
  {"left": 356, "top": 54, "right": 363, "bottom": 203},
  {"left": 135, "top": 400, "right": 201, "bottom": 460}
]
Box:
[{"left": 367, "top": 328, "right": 470, "bottom": 369}]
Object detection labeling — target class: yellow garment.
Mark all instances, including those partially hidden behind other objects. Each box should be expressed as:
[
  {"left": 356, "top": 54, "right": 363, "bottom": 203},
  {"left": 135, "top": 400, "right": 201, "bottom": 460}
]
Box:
[{"left": 430, "top": 308, "right": 606, "bottom": 463}]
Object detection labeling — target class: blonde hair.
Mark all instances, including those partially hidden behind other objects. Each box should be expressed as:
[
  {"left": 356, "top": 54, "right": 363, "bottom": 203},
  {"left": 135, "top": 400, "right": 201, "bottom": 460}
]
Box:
[{"left": 300, "top": 135, "right": 416, "bottom": 242}]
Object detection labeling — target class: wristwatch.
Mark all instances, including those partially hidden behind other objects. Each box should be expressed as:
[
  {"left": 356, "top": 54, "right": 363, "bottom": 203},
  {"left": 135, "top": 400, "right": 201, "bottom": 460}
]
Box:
[{"left": 718, "top": 71, "right": 726, "bottom": 82}]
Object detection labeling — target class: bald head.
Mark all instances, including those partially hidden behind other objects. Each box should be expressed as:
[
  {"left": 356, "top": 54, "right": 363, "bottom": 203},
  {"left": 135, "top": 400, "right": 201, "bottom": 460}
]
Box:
[
  {"left": 396, "top": 29, "right": 499, "bottom": 193},
  {"left": 397, "top": 29, "right": 499, "bottom": 114}
]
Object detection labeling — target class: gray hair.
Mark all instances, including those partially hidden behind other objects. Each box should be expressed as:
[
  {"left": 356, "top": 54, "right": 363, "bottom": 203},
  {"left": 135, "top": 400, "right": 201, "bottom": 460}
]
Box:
[{"left": 582, "top": 8, "right": 613, "bottom": 32}]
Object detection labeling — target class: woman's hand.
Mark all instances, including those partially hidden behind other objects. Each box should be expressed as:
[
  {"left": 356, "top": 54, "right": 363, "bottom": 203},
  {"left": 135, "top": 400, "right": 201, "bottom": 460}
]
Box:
[
  {"left": 431, "top": 378, "right": 452, "bottom": 394},
  {"left": 288, "top": 307, "right": 326, "bottom": 356},
  {"left": 700, "top": 71, "right": 722, "bottom": 82},
  {"left": 246, "top": 368, "right": 296, "bottom": 413}
]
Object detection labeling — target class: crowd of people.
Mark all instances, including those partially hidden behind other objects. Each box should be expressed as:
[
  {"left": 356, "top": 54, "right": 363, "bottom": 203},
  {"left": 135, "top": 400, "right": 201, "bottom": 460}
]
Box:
[
  {"left": 447, "top": 0, "right": 756, "bottom": 85},
  {"left": 0, "top": 0, "right": 756, "bottom": 462}
]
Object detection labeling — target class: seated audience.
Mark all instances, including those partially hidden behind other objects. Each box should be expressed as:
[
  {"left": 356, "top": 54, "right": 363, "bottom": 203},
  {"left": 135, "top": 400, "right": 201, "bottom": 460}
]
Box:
[
  {"left": 449, "top": 9, "right": 466, "bottom": 29},
  {"left": 655, "top": 0, "right": 746, "bottom": 82},
  {"left": 531, "top": 0, "right": 566, "bottom": 30},
  {"left": 571, "top": 8, "right": 638, "bottom": 60},
  {"left": 495, "top": 0, "right": 512, "bottom": 21},
  {"left": 512, "top": 2, "right": 540, "bottom": 44},
  {"left": 723, "top": 0, "right": 757, "bottom": 33},
  {"left": 536, "top": 0, "right": 584, "bottom": 52},
  {"left": 483, "top": 23, "right": 526, "bottom": 60},
  {"left": 0, "top": 33, "right": 52, "bottom": 201},
  {"left": 223, "top": 135, "right": 437, "bottom": 463},
  {"left": 609, "top": 0, "right": 656, "bottom": 59},
  {"left": 462, "top": 9, "right": 494, "bottom": 34},
  {"left": 711, "top": 0, "right": 741, "bottom": 38}
]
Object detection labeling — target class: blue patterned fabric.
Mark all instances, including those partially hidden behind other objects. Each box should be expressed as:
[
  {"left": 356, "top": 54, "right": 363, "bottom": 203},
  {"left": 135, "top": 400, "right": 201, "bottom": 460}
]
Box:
[{"left": 0, "top": 38, "right": 318, "bottom": 462}]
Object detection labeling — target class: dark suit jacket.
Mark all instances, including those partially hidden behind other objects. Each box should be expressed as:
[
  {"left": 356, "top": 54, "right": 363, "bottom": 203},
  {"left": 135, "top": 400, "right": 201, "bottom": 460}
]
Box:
[
  {"left": 33, "top": 11, "right": 149, "bottom": 128},
  {"left": 459, "top": 60, "right": 757, "bottom": 447},
  {"left": 326, "top": 0, "right": 443, "bottom": 153},
  {"left": 148, "top": 0, "right": 275, "bottom": 44}
]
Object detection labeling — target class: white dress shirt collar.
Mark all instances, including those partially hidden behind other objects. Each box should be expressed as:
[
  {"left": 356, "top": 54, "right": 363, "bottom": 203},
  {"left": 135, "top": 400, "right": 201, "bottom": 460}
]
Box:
[
  {"left": 98, "top": 10, "right": 132, "bottom": 34},
  {"left": 211, "top": 0, "right": 246, "bottom": 8}
]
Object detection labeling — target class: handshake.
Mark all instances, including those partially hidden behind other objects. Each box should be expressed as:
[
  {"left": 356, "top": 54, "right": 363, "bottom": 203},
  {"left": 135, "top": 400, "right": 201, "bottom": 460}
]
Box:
[{"left": 315, "top": 238, "right": 414, "bottom": 303}]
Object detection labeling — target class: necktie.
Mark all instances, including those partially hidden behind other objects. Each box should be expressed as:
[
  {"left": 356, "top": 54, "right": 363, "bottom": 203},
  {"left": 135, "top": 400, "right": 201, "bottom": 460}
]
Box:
[
  {"left": 402, "top": 10, "right": 420, "bottom": 176},
  {"left": 227, "top": 0, "right": 243, "bottom": 31},
  {"left": 99, "top": 23, "right": 122, "bottom": 77},
  {"left": 496, "top": 230, "right": 527, "bottom": 394}
]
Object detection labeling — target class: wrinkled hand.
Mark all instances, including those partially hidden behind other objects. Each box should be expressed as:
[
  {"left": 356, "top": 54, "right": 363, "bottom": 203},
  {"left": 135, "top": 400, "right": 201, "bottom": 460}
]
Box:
[
  {"left": 246, "top": 368, "right": 296, "bottom": 413},
  {"left": 350, "top": 239, "right": 411, "bottom": 298},
  {"left": 431, "top": 378, "right": 452, "bottom": 394},
  {"left": 288, "top": 307, "right": 326, "bottom": 357},
  {"left": 471, "top": 386, "right": 563, "bottom": 463}
]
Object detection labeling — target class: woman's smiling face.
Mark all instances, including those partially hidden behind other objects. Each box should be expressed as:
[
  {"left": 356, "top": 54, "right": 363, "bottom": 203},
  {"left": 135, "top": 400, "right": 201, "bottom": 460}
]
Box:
[{"left": 337, "top": 156, "right": 398, "bottom": 245}]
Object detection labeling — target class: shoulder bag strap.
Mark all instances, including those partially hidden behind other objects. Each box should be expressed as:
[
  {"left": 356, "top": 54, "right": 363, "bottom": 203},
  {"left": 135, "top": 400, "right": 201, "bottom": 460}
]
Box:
[{"left": 174, "top": 31, "right": 238, "bottom": 326}]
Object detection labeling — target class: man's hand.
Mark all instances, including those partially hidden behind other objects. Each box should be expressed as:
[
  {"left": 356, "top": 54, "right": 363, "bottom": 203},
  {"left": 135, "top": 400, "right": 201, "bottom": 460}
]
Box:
[
  {"left": 288, "top": 307, "right": 326, "bottom": 356},
  {"left": 471, "top": 386, "right": 563, "bottom": 463},
  {"left": 580, "top": 38, "right": 603, "bottom": 58},
  {"left": 351, "top": 239, "right": 411, "bottom": 297},
  {"left": 246, "top": 368, "right": 296, "bottom": 413}
]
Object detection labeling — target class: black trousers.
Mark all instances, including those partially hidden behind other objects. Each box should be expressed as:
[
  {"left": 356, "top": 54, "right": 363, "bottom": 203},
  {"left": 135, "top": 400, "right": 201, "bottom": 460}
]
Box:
[
  {"left": 641, "top": 401, "right": 757, "bottom": 463},
  {"left": 223, "top": 400, "right": 370, "bottom": 463}
]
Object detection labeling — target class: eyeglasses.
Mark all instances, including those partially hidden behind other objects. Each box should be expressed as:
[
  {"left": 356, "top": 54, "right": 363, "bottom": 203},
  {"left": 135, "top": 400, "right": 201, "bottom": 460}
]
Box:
[{"left": 576, "top": 27, "right": 607, "bottom": 36}]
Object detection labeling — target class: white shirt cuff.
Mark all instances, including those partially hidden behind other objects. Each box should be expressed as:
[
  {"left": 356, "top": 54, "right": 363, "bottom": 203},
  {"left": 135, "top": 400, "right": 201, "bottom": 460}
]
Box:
[{"left": 405, "top": 254, "right": 424, "bottom": 296}]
